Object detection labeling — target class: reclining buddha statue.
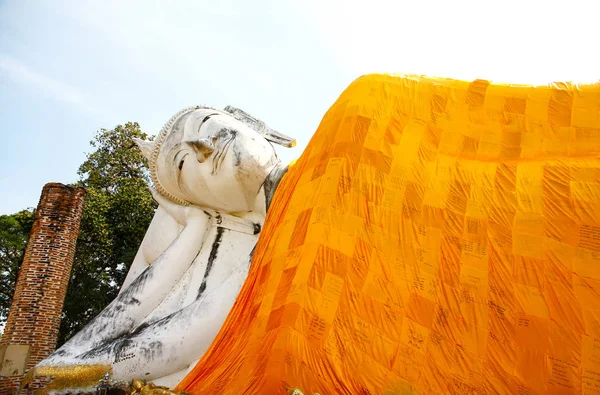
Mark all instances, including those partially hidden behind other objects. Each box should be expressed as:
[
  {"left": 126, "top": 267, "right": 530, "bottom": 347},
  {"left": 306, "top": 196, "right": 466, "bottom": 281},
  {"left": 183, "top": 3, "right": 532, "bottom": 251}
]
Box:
[
  {"left": 31, "top": 105, "right": 296, "bottom": 392},
  {"left": 28, "top": 74, "right": 600, "bottom": 395}
]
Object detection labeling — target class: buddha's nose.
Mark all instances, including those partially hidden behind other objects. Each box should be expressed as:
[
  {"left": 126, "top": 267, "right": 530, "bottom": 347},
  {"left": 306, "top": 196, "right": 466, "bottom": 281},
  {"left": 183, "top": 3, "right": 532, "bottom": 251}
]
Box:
[{"left": 188, "top": 138, "right": 215, "bottom": 163}]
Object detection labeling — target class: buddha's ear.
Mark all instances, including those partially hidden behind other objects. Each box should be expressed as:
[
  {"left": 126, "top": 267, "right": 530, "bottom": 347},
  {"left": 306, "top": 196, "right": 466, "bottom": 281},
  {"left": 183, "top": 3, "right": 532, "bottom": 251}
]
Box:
[
  {"left": 133, "top": 137, "right": 155, "bottom": 161},
  {"left": 223, "top": 106, "right": 296, "bottom": 148}
]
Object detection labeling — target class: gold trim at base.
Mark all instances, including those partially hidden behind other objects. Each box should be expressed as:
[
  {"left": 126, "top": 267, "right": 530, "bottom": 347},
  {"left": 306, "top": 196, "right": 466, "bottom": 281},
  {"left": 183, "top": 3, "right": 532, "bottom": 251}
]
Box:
[{"left": 23, "top": 364, "right": 111, "bottom": 394}]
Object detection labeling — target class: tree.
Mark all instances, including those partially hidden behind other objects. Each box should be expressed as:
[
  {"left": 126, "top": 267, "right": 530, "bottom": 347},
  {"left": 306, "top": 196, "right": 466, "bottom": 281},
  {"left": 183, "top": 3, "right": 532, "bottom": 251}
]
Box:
[
  {"left": 0, "top": 209, "right": 35, "bottom": 325},
  {"left": 57, "top": 122, "right": 156, "bottom": 345},
  {"left": 0, "top": 122, "right": 155, "bottom": 341}
]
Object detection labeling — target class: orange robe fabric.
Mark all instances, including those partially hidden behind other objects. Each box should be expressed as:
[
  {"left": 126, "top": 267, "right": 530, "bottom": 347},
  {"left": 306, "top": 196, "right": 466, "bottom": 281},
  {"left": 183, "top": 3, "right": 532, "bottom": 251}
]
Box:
[{"left": 177, "top": 74, "right": 600, "bottom": 394}]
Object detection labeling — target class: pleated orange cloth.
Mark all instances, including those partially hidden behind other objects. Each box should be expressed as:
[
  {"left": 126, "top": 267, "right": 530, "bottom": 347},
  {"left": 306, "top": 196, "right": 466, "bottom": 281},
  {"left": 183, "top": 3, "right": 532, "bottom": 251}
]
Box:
[{"left": 176, "top": 74, "right": 600, "bottom": 394}]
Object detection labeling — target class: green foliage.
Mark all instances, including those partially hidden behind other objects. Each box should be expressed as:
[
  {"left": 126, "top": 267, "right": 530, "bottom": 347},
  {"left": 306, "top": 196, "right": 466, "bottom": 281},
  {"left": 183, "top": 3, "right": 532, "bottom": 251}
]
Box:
[
  {"left": 0, "top": 209, "right": 35, "bottom": 324},
  {"left": 0, "top": 122, "right": 156, "bottom": 341},
  {"left": 58, "top": 122, "right": 156, "bottom": 345}
]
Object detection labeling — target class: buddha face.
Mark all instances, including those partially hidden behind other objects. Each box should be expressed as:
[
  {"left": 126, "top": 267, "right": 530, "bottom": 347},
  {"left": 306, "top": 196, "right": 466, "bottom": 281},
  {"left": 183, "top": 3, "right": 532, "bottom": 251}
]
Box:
[{"left": 136, "top": 107, "right": 294, "bottom": 213}]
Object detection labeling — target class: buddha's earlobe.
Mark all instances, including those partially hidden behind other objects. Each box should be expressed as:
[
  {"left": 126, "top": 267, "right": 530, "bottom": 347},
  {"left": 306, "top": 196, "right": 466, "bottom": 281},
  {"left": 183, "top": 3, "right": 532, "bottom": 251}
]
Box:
[{"left": 133, "top": 137, "right": 155, "bottom": 161}]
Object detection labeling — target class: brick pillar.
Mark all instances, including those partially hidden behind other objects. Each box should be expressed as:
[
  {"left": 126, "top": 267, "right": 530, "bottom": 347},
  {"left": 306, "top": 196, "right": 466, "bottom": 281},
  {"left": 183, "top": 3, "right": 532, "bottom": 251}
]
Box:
[{"left": 0, "top": 183, "right": 86, "bottom": 395}]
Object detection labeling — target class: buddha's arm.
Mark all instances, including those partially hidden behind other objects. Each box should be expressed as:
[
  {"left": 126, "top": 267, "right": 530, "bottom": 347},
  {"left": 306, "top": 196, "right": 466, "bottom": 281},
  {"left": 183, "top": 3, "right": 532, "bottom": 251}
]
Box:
[
  {"left": 42, "top": 197, "right": 210, "bottom": 362},
  {"left": 73, "top": 256, "right": 250, "bottom": 381},
  {"left": 120, "top": 205, "right": 182, "bottom": 293}
]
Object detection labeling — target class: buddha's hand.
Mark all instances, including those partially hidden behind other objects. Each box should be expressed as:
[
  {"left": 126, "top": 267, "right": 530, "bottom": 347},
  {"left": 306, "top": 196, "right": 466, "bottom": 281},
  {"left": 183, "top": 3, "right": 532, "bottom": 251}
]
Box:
[{"left": 150, "top": 187, "right": 207, "bottom": 226}]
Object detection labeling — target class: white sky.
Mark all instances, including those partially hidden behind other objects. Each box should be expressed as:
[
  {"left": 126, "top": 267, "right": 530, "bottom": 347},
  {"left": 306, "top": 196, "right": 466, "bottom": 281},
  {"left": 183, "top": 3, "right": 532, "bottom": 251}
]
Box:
[{"left": 1, "top": 0, "right": 598, "bottom": 214}]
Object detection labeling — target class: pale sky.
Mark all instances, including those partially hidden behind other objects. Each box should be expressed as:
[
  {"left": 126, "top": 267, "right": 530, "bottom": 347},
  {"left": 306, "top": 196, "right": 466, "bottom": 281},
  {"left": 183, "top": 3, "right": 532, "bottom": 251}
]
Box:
[{"left": 1, "top": 0, "right": 598, "bottom": 215}]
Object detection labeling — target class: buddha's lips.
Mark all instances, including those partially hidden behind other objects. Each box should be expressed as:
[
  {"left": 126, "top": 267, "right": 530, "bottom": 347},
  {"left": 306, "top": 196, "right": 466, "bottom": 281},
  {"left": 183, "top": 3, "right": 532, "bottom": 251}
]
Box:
[{"left": 212, "top": 135, "right": 235, "bottom": 175}]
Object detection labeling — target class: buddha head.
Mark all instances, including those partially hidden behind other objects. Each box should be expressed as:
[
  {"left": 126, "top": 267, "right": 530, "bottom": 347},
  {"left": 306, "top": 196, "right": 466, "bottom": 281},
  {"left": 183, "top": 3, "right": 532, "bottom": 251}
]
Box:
[{"left": 134, "top": 106, "right": 295, "bottom": 213}]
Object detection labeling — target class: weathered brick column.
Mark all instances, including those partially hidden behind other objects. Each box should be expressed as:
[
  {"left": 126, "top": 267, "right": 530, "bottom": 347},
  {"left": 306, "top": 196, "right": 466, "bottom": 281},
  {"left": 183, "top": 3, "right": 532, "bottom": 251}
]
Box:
[{"left": 0, "top": 183, "right": 86, "bottom": 394}]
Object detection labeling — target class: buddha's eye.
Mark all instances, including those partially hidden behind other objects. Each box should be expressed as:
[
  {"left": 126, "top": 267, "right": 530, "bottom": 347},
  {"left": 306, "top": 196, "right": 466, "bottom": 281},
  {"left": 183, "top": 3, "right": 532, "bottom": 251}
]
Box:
[{"left": 178, "top": 159, "right": 185, "bottom": 170}]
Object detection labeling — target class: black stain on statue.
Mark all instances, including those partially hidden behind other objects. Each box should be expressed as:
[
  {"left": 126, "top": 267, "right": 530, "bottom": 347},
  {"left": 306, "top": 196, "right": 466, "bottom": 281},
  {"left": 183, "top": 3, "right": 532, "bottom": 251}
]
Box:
[
  {"left": 262, "top": 164, "right": 288, "bottom": 211},
  {"left": 75, "top": 272, "right": 165, "bottom": 360},
  {"left": 212, "top": 128, "right": 237, "bottom": 175},
  {"left": 140, "top": 340, "right": 164, "bottom": 363},
  {"left": 197, "top": 227, "right": 225, "bottom": 299},
  {"left": 76, "top": 267, "right": 152, "bottom": 343},
  {"left": 233, "top": 145, "right": 242, "bottom": 167},
  {"left": 78, "top": 318, "right": 167, "bottom": 363}
]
